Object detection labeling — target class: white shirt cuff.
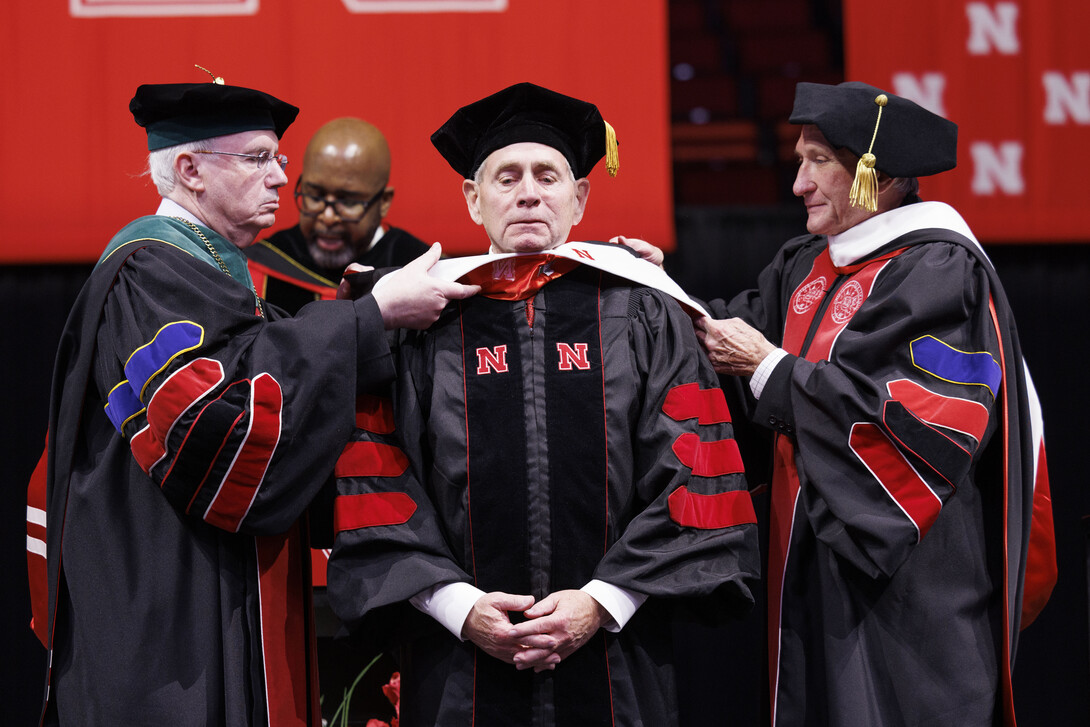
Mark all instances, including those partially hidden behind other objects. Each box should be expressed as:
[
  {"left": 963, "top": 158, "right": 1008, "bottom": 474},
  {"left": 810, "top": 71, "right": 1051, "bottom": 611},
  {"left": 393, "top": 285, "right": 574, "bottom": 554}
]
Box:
[
  {"left": 749, "top": 348, "right": 789, "bottom": 399},
  {"left": 410, "top": 581, "right": 485, "bottom": 641},
  {"left": 581, "top": 580, "right": 647, "bottom": 633}
]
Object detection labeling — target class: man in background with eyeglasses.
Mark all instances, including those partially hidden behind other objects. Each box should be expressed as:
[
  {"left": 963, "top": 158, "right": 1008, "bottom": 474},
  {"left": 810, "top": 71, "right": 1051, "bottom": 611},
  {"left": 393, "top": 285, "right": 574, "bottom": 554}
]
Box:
[
  {"left": 245, "top": 116, "right": 431, "bottom": 721},
  {"left": 31, "top": 76, "right": 477, "bottom": 727},
  {"left": 245, "top": 117, "right": 429, "bottom": 315}
]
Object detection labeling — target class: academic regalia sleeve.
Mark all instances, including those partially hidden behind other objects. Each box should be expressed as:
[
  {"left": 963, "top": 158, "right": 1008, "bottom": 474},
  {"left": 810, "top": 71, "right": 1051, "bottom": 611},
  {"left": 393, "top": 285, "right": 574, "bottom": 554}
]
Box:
[
  {"left": 94, "top": 243, "right": 393, "bottom": 536},
  {"left": 326, "top": 329, "right": 471, "bottom": 633},
  {"left": 591, "top": 289, "right": 760, "bottom": 608},
  {"left": 754, "top": 242, "right": 1004, "bottom": 579}
]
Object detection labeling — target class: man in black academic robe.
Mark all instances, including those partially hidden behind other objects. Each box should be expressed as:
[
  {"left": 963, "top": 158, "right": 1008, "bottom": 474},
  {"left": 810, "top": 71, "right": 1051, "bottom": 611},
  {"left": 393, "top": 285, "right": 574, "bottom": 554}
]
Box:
[
  {"left": 328, "top": 83, "right": 761, "bottom": 727},
  {"left": 35, "top": 77, "right": 475, "bottom": 727},
  {"left": 697, "top": 82, "right": 1056, "bottom": 727}
]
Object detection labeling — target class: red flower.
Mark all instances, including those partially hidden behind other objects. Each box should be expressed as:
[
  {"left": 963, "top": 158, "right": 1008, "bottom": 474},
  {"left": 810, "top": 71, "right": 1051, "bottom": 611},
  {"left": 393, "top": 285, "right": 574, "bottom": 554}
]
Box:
[
  {"left": 383, "top": 672, "right": 400, "bottom": 725},
  {"left": 365, "top": 672, "right": 401, "bottom": 727}
]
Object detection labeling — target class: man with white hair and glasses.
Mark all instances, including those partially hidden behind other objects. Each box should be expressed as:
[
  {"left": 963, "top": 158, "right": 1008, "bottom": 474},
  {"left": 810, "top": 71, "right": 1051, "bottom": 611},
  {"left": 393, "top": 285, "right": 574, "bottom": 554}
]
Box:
[{"left": 32, "top": 72, "right": 476, "bottom": 726}]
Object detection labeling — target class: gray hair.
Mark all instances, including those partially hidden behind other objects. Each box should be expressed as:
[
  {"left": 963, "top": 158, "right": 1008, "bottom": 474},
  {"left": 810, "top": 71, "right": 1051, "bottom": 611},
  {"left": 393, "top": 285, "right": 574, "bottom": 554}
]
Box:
[
  {"left": 891, "top": 175, "right": 920, "bottom": 201},
  {"left": 145, "top": 139, "right": 213, "bottom": 196}
]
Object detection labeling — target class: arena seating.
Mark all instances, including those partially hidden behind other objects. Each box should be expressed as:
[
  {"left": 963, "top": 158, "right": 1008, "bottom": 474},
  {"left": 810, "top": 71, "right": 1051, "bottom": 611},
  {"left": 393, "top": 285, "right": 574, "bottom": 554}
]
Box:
[{"left": 669, "top": 0, "right": 844, "bottom": 205}]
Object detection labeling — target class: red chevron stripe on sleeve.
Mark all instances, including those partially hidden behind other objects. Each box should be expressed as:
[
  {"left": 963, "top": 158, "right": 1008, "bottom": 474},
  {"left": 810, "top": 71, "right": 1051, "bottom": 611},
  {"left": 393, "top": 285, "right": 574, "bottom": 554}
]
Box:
[
  {"left": 132, "top": 358, "right": 225, "bottom": 473},
  {"left": 662, "top": 382, "right": 732, "bottom": 424},
  {"left": 355, "top": 393, "right": 395, "bottom": 434},
  {"left": 334, "top": 492, "right": 417, "bottom": 532},
  {"left": 204, "top": 373, "right": 284, "bottom": 532},
  {"left": 849, "top": 422, "right": 942, "bottom": 541},
  {"left": 334, "top": 441, "right": 409, "bottom": 479},
  {"left": 667, "top": 486, "right": 756, "bottom": 529},
  {"left": 129, "top": 427, "right": 164, "bottom": 475},
  {"left": 672, "top": 433, "right": 745, "bottom": 476},
  {"left": 886, "top": 378, "right": 990, "bottom": 444}
]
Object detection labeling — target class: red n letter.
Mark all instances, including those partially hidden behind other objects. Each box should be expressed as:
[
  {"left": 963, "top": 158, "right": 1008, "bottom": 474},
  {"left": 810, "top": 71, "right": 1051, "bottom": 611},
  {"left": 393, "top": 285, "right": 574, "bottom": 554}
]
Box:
[
  {"left": 556, "top": 342, "right": 591, "bottom": 371},
  {"left": 571, "top": 247, "right": 596, "bottom": 260},
  {"left": 476, "top": 345, "right": 509, "bottom": 374}
]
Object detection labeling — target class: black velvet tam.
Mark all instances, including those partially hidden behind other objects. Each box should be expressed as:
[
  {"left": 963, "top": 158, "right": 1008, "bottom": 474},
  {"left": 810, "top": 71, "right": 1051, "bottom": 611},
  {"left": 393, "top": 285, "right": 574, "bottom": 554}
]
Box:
[
  {"left": 130, "top": 81, "right": 299, "bottom": 151},
  {"left": 790, "top": 81, "right": 957, "bottom": 177},
  {"left": 431, "top": 82, "right": 612, "bottom": 179}
]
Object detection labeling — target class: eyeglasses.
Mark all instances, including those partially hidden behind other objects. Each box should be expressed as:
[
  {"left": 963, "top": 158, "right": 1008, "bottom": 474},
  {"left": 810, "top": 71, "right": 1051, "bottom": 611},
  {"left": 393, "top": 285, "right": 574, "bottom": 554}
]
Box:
[
  {"left": 294, "top": 181, "right": 387, "bottom": 222},
  {"left": 194, "top": 149, "right": 289, "bottom": 171}
]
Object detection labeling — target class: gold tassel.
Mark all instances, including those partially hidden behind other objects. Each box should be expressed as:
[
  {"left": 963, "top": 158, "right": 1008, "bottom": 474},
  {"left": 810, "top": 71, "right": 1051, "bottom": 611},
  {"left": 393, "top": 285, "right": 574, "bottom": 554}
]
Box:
[
  {"left": 604, "top": 120, "right": 619, "bottom": 177},
  {"left": 195, "top": 64, "right": 225, "bottom": 85},
  {"left": 849, "top": 94, "right": 888, "bottom": 212},
  {"left": 849, "top": 153, "right": 879, "bottom": 212}
]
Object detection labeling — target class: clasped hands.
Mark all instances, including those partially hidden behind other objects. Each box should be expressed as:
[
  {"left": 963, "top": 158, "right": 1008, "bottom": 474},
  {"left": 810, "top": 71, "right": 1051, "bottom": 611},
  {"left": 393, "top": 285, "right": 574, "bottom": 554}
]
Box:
[{"left": 461, "top": 590, "right": 610, "bottom": 673}]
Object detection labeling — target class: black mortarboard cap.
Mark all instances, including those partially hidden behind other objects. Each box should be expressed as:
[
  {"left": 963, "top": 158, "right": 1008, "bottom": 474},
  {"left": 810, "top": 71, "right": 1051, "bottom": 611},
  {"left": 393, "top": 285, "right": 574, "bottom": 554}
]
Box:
[
  {"left": 131, "top": 75, "right": 299, "bottom": 151},
  {"left": 789, "top": 81, "right": 957, "bottom": 178},
  {"left": 431, "top": 82, "right": 619, "bottom": 180}
]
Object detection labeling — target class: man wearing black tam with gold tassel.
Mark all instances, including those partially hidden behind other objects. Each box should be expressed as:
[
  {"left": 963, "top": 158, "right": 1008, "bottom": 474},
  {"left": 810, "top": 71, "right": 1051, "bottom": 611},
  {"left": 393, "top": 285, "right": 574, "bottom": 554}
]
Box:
[
  {"left": 327, "top": 82, "right": 761, "bottom": 726},
  {"left": 33, "top": 69, "right": 476, "bottom": 726},
  {"left": 692, "top": 81, "right": 1057, "bottom": 726}
]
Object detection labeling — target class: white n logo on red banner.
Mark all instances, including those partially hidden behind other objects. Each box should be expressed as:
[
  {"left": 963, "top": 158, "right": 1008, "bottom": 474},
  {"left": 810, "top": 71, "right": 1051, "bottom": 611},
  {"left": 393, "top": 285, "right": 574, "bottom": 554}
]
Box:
[
  {"left": 1043, "top": 72, "right": 1090, "bottom": 124},
  {"left": 966, "top": 2, "right": 1020, "bottom": 55},
  {"left": 970, "top": 141, "right": 1026, "bottom": 195},
  {"left": 891, "top": 72, "right": 947, "bottom": 117}
]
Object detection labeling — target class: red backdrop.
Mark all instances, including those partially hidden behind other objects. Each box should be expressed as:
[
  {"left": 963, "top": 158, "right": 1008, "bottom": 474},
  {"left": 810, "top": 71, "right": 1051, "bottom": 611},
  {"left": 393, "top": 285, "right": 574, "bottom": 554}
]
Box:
[
  {"left": 843, "top": 0, "right": 1090, "bottom": 242},
  {"left": 0, "top": 0, "right": 672, "bottom": 262}
]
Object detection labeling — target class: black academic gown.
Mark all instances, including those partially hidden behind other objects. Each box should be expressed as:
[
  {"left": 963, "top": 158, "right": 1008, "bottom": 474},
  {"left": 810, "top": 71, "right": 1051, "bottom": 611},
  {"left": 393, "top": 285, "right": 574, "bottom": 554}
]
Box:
[
  {"left": 40, "top": 215, "right": 393, "bottom": 727},
  {"left": 329, "top": 257, "right": 762, "bottom": 727},
  {"left": 711, "top": 202, "right": 1051, "bottom": 727}
]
